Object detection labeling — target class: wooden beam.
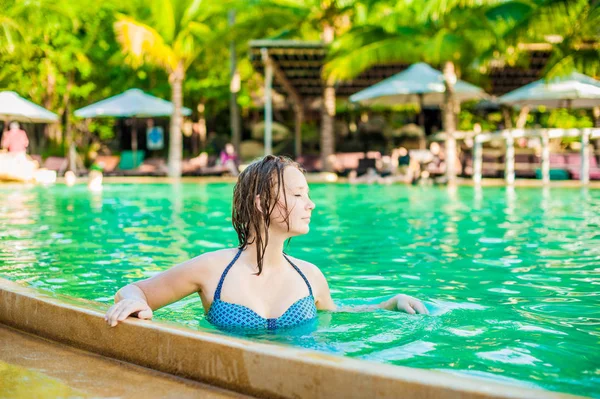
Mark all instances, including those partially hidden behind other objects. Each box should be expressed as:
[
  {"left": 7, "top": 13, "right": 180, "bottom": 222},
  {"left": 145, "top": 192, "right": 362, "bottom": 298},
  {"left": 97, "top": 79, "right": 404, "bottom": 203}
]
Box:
[
  {"left": 518, "top": 42, "right": 599, "bottom": 51},
  {"left": 264, "top": 53, "right": 305, "bottom": 158},
  {"left": 264, "top": 55, "right": 304, "bottom": 112},
  {"left": 261, "top": 48, "right": 273, "bottom": 156}
]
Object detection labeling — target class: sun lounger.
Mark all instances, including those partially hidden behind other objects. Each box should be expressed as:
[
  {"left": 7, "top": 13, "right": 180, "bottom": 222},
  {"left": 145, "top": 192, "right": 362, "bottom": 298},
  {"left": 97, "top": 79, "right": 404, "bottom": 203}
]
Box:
[
  {"left": 42, "top": 157, "right": 68, "bottom": 176},
  {"left": 122, "top": 158, "right": 168, "bottom": 176},
  {"left": 94, "top": 155, "right": 121, "bottom": 176},
  {"left": 118, "top": 151, "right": 145, "bottom": 170},
  {"left": 296, "top": 155, "right": 321, "bottom": 172}
]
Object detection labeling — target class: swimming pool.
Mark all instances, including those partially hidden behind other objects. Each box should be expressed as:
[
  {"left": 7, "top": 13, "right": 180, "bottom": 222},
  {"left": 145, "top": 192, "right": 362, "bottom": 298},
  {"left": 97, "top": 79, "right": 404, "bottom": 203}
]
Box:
[{"left": 1, "top": 183, "right": 598, "bottom": 398}]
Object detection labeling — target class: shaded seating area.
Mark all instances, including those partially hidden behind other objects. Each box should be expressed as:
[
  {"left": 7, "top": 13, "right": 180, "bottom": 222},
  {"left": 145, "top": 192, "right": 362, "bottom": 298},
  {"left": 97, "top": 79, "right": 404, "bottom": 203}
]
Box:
[
  {"left": 296, "top": 151, "right": 382, "bottom": 175},
  {"left": 547, "top": 152, "right": 600, "bottom": 180},
  {"left": 94, "top": 155, "right": 121, "bottom": 175},
  {"left": 180, "top": 153, "right": 233, "bottom": 177},
  {"left": 42, "top": 157, "right": 68, "bottom": 176},
  {"left": 95, "top": 152, "right": 168, "bottom": 177}
]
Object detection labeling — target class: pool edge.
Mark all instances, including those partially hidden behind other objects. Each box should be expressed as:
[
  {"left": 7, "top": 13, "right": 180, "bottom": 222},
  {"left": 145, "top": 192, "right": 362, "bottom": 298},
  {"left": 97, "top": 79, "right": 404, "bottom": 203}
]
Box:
[{"left": 0, "top": 278, "right": 588, "bottom": 399}]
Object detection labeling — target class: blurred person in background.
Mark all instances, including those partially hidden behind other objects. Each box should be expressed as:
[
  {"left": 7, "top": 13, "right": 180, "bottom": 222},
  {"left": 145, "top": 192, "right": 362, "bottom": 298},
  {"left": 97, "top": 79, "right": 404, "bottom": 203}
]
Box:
[{"left": 1, "top": 122, "right": 29, "bottom": 154}]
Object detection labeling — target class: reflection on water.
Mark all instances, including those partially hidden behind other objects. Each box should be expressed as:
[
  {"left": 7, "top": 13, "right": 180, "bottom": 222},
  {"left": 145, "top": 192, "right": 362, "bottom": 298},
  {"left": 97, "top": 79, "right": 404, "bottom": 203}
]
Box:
[{"left": 0, "top": 183, "right": 599, "bottom": 398}]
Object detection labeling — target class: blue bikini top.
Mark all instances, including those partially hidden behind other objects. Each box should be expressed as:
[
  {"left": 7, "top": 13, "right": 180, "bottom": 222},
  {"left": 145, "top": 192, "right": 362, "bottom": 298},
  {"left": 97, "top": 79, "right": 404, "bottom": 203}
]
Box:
[{"left": 206, "top": 249, "right": 317, "bottom": 331}]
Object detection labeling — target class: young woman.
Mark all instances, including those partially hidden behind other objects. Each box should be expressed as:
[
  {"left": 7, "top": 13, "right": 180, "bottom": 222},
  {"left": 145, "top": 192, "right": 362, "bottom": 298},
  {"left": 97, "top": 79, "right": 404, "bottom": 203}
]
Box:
[{"left": 105, "top": 156, "right": 428, "bottom": 331}]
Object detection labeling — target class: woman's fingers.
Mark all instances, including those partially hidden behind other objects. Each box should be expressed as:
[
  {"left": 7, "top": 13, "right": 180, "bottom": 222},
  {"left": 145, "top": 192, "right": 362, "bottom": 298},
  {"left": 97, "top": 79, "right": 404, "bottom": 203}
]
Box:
[
  {"left": 399, "top": 300, "right": 416, "bottom": 314},
  {"left": 115, "top": 303, "right": 146, "bottom": 323},
  {"left": 105, "top": 300, "right": 151, "bottom": 327},
  {"left": 105, "top": 303, "right": 122, "bottom": 325},
  {"left": 107, "top": 303, "right": 127, "bottom": 326},
  {"left": 395, "top": 295, "right": 429, "bottom": 315},
  {"left": 410, "top": 300, "right": 429, "bottom": 315},
  {"left": 137, "top": 308, "right": 153, "bottom": 319}
]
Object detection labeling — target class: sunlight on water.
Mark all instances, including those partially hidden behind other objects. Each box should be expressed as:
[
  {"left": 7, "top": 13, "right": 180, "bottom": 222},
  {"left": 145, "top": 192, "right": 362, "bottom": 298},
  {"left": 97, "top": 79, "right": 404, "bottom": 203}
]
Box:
[{"left": 1, "top": 183, "right": 599, "bottom": 397}]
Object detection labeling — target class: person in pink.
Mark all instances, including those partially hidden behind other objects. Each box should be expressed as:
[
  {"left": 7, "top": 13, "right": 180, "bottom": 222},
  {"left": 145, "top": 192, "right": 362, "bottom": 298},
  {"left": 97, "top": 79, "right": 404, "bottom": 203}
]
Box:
[
  {"left": 219, "top": 142, "right": 239, "bottom": 176},
  {"left": 1, "top": 122, "right": 29, "bottom": 154}
]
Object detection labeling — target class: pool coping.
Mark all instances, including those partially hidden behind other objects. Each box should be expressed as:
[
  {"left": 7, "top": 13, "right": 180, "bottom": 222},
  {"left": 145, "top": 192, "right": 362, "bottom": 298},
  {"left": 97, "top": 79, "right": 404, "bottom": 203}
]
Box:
[
  {"left": 0, "top": 324, "right": 251, "bottom": 398},
  {"left": 98, "top": 175, "right": 600, "bottom": 188},
  {"left": 0, "top": 278, "right": 587, "bottom": 399}
]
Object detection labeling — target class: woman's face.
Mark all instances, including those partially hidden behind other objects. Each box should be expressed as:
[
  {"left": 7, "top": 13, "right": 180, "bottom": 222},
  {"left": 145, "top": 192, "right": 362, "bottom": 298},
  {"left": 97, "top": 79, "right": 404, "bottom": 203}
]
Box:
[{"left": 269, "top": 166, "right": 315, "bottom": 237}]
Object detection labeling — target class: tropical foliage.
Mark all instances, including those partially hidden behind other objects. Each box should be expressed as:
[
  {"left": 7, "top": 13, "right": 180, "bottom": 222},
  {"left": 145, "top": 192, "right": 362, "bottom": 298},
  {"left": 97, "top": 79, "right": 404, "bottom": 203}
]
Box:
[{"left": 0, "top": 0, "right": 597, "bottom": 176}]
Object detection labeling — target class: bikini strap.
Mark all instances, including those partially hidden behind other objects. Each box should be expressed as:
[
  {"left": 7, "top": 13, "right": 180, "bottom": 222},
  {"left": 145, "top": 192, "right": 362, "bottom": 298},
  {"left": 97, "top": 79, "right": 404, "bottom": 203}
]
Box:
[
  {"left": 283, "top": 254, "right": 314, "bottom": 297},
  {"left": 213, "top": 249, "right": 243, "bottom": 301}
]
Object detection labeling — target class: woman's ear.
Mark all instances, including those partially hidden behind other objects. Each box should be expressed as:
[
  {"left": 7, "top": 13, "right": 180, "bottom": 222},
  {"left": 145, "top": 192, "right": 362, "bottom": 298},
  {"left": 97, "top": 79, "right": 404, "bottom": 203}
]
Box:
[{"left": 254, "top": 194, "right": 263, "bottom": 214}]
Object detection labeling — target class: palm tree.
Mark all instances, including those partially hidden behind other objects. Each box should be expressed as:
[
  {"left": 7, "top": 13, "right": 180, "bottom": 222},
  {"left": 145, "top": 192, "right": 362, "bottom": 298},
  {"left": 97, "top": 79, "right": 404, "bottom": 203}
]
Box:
[
  {"left": 497, "top": 0, "right": 599, "bottom": 78},
  {"left": 324, "top": 1, "right": 507, "bottom": 182},
  {"left": 114, "top": 0, "right": 216, "bottom": 177},
  {"left": 233, "top": 0, "right": 356, "bottom": 171}
]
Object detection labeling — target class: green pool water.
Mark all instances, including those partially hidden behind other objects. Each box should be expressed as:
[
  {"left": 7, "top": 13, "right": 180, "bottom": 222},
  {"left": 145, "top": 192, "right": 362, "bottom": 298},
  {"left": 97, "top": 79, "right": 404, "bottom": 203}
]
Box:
[{"left": 1, "top": 183, "right": 598, "bottom": 397}]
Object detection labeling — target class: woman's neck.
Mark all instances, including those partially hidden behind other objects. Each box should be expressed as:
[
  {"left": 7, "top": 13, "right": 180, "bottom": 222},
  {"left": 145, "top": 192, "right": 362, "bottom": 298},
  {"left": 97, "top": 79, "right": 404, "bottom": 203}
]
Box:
[{"left": 243, "top": 234, "right": 288, "bottom": 273}]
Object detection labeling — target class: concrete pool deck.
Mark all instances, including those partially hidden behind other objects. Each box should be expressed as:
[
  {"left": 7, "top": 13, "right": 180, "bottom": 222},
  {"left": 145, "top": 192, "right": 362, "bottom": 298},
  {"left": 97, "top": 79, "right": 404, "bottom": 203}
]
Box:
[
  {"left": 0, "top": 325, "right": 251, "bottom": 399},
  {"left": 98, "top": 175, "right": 600, "bottom": 188},
  {"left": 0, "top": 278, "right": 589, "bottom": 399}
]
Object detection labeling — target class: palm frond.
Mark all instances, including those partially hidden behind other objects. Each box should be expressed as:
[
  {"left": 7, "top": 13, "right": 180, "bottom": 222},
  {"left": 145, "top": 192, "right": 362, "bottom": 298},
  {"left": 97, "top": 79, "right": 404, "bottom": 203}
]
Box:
[
  {"left": 176, "top": 21, "right": 212, "bottom": 69},
  {"left": 114, "top": 14, "right": 177, "bottom": 72},
  {"left": 421, "top": 29, "right": 473, "bottom": 66},
  {"left": 0, "top": 16, "right": 21, "bottom": 54},
  {"left": 544, "top": 43, "right": 600, "bottom": 78},
  {"left": 421, "top": 0, "right": 504, "bottom": 21},
  {"left": 324, "top": 37, "right": 422, "bottom": 81},
  {"left": 149, "top": 0, "right": 176, "bottom": 43},
  {"left": 181, "top": 0, "right": 204, "bottom": 25}
]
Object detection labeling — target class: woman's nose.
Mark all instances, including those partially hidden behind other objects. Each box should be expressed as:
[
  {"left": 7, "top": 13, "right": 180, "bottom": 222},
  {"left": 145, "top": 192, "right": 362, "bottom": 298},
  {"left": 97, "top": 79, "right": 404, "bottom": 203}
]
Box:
[{"left": 307, "top": 199, "right": 315, "bottom": 210}]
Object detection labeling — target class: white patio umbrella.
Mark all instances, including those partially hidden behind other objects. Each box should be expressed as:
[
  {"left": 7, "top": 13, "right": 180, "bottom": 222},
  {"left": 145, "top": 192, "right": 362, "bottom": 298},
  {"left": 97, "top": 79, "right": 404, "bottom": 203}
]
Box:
[
  {"left": 350, "top": 63, "right": 488, "bottom": 153},
  {"left": 74, "top": 89, "right": 192, "bottom": 118},
  {"left": 74, "top": 89, "right": 192, "bottom": 161},
  {"left": 498, "top": 71, "right": 600, "bottom": 186},
  {"left": 349, "top": 62, "right": 488, "bottom": 108},
  {"left": 498, "top": 71, "right": 600, "bottom": 109},
  {"left": 0, "top": 91, "right": 59, "bottom": 125}
]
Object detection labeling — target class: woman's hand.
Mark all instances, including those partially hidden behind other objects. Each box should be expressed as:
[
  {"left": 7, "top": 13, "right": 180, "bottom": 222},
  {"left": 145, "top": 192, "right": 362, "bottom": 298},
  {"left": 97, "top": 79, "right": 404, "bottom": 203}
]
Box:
[
  {"left": 381, "top": 294, "right": 429, "bottom": 314},
  {"left": 104, "top": 299, "right": 153, "bottom": 327}
]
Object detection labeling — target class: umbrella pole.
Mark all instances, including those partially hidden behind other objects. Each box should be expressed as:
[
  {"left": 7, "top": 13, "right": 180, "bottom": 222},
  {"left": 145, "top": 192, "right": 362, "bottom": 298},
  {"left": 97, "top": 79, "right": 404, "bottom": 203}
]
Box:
[
  {"left": 581, "top": 128, "right": 590, "bottom": 185},
  {"left": 418, "top": 93, "right": 425, "bottom": 149},
  {"left": 131, "top": 117, "right": 138, "bottom": 167}
]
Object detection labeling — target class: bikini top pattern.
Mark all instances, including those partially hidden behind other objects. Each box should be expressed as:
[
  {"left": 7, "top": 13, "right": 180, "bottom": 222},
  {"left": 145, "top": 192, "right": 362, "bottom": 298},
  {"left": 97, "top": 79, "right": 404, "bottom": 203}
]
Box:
[{"left": 206, "top": 249, "right": 317, "bottom": 330}]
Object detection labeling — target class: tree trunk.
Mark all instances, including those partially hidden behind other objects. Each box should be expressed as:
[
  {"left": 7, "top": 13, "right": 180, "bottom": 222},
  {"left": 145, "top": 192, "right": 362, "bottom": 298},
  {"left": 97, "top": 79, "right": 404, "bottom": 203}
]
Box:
[
  {"left": 168, "top": 62, "right": 185, "bottom": 177},
  {"left": 442, "top": 61, "right": 457, "bottom": 183},
  {"left": 64, "top": 73, "right": 75, "bottom": 172},
  {"left": 197, "top": 102, "right": 207, "bottom": 152},
  {"left": 501, "top": 106, "right": 513, "bottom": 129},
  {"left": 294, "top": 104, "right": 303, "bottom": 157},
  {"left": 321, "top": 23, "right": 336, "bottom": 172},
  {"left": 516, "top": 106, "right": 530, "bottom": 129},
  {"left": 229, "top": 11, "right": 241, "bottom": 155}
]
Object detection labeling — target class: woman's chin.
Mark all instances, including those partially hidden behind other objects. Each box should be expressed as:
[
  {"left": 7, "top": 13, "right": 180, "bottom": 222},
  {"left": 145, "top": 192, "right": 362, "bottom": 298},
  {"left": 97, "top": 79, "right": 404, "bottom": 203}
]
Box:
[{"left": 290, "top": 226, "right": 310, "bottom": 236}]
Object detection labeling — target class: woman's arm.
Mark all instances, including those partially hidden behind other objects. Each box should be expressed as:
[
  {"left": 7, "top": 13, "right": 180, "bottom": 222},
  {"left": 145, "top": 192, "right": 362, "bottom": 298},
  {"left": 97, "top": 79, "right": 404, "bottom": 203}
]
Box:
[
  {"left": 105, "top": 253, "right": 212, "bottom": 327},
  {"left": 310, "top": 264, "right": 428, "bottom": 314},
  {"left": 336, "top": 294, "right": 428, "bottom": 314}
]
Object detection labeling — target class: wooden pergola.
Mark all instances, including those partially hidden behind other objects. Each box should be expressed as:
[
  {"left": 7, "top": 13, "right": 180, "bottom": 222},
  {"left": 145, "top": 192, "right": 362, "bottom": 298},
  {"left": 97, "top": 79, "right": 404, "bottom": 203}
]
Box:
[{"left": 249, "top": 39, "right": 551, "bottom": 157}]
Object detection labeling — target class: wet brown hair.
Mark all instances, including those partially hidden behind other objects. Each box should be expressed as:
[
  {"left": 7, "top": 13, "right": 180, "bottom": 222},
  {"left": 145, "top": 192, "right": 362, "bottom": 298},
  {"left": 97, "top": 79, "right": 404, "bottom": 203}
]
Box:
[{"left": 232, "top": 155, "right": 304, "bottom": 275}]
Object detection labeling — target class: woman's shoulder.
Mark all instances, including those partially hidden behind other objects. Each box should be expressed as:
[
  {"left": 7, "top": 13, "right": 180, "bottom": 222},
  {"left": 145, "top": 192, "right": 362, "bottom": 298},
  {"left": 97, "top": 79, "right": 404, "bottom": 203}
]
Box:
[
  {"left": 286, "top": 255, "right": 331, "bottom": 301},
  {"left": 286, "top": 255, "right": 326, "bottom": 281},
  {"left": 186, "top": 248, "right": 240, "bottom": 275},
  {"left": 193, "top": 248, "right": 240, "bottom": 266}
]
